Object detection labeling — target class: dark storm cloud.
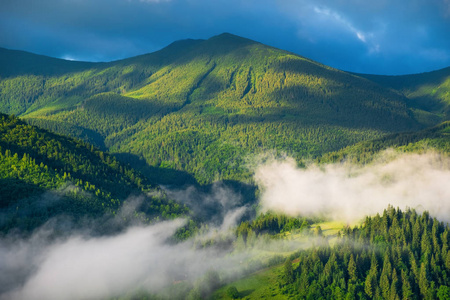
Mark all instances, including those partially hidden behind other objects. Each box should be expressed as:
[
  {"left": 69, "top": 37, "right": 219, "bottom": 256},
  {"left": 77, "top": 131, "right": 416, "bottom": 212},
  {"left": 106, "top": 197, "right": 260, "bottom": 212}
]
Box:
[{"left": 0, "top": 0, "right": 449, "bottom": 74}]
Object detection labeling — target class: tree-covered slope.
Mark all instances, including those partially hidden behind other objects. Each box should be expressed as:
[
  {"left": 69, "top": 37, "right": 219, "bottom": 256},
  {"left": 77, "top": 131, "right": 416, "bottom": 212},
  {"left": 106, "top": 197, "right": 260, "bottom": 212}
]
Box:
[
  {"left": 216, "top": 206, "right": 450, "bottom": 300},
  {"left": 0, "top": 33, "right": 440, "bottom": 184},
  {"left": 0, "top": 113, "right": 186, "bottom": 233},
  {"left": 358, "top": 67, "right": 450, "bottom": 123},
  {"left": 318, "top": 120, "right": 450, "bottom": 165}
]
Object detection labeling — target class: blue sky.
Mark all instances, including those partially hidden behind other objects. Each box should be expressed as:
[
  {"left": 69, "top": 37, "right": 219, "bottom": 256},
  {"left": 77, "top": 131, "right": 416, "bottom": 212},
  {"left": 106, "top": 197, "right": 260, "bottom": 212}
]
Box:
[{"left": 0, "top": 0, "right": 449, "bottom": 75}]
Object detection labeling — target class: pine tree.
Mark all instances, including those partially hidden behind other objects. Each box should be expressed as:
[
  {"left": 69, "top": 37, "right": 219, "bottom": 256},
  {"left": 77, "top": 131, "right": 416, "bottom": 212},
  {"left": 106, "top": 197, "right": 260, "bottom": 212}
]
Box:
[
  {"left": 401, "top": 269, "right": 413, "bottom": 300},
  {"left": 390, "top": 268, "right": 400, "bottom": 300},
  {"left": 347, "top": 254, "right": 357, "bottom": 283},
  {"left": 419, "top": 262, "right": 430, "bottom": 298},
  {"left": 380, "top": 271, "right": 391, "bottom": 299},
  {"left": 283, "top": 258, "right": 294, "bottom": 285}
]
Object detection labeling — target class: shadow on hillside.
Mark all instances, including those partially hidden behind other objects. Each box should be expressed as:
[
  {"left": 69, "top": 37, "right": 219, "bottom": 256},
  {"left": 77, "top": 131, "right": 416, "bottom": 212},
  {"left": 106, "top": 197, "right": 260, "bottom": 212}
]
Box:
[
  {"left": 163, "top": 179, "right": 258, "bottom": 225},
  {"left": 83, "top": 93, "right": 178, "bottom": 121},
  {"left": 239, "top": 289, "right": 255, "bottom": 298},
  {"left": 26, "top": 118, "right": 108, "bottom": 151},
  {"left": 113, "top": 152, "right": 258, "bottom": 223},
  {"left": 113, "top": 153, "right": 198, "bottom": 186},
  {"left": 0, "top": 178, "right": 45, "bottom": 208},
  {"left": 273, "top": 59, "right": 446, "bottom": 129},
  {"left": 218, "top": 86, "right": 424, "bottom": 133},
  {"left": 0, "top": 47, "right": 96, "bottom": 78}
]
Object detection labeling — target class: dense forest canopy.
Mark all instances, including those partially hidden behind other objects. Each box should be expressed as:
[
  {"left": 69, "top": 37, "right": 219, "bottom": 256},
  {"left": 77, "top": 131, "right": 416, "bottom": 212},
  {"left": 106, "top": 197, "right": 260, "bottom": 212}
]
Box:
[
  {"left": 1, "top": 33, "right": 450, "bottom": 300},
  {"left": 1, "top": 33, "right": 448, "bottom": 184},
  {"left": 0, "top": 113, "right": 187, "bottom": 233}
]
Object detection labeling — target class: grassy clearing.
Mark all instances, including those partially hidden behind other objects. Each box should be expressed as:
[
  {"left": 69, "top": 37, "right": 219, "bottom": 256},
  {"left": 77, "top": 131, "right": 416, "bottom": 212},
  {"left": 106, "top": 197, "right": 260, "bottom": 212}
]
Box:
[
  {"left": 211, "top": 264, "right": 288, "bottom": 300},
  {"left": 211, "top": 220, "right": 347, "bottom": 299}
]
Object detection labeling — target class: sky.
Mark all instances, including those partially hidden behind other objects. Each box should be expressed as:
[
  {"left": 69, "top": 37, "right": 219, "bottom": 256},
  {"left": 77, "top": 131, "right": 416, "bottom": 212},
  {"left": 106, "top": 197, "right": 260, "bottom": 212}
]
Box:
[{"left": 0, "top": 0, "right": 449, "bottom": 75}]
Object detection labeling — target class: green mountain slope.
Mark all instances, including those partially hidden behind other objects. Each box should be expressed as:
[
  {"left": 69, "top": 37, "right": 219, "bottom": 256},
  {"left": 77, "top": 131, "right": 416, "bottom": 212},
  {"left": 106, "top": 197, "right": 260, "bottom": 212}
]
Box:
[
  {"left": 0, "top": 33, "right": 441, "bottom": 184},
  {"left": 0, "top": 113, "right": 186, "bottom": 233},
  {"left": 358, "top": 67, "right": 450, "bottom": 123},
  {"left": 214, "top": 207, "right": 450, "bottom": 300},
  {"left": 318, "top": 120, "right": 450, "bottom": 164}
]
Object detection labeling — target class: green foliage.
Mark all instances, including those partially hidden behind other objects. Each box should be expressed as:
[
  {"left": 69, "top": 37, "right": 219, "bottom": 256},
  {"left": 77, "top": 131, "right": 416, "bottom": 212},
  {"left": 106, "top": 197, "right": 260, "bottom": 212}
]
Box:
[
  {"left": 226, "top": 286, "right": 240, "bottom": 299},
  {"left": 360, "top": 67, "right": 450, "bottom": 121},
  {"left": 318, "top": 121, "right": 450, "bottom": 165},
  {"left": 281, "top": 206, "right": 450, "bottom": 299},
  {"left": 188, "top": 270, "right": 222, "bottom": 300},
  {"left": 0, "top": 33, "right": 437, "bottom": 184},
  {"left": 283, "top": 258, "right": 295, "bottom": 285},
  {"left": 235, "top": 212, "right": 313, "bottom": 245},
  {"left": 0, "top": 113, "right": 187, "bottom": 233}
]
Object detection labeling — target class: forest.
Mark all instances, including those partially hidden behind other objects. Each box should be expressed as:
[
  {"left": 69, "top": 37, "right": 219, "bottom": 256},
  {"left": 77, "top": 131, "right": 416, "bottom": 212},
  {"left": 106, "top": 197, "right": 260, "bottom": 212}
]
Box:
[
  {"left": 0, "top": 113, "right": 187, "bottom": 233},
  {"left": 279, "top": 206, "right": 450, "bottom": 300},
  {"left": 1, "top": 33, "right": 450, "bottom": 300},
  {"left": 3, "top": 33, "right": 447, "bottom": 184}
]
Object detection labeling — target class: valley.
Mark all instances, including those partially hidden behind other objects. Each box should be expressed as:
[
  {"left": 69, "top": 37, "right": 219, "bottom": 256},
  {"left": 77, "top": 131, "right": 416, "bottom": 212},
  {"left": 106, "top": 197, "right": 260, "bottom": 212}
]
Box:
[{"left": 1, "top": 33, "right": 450, "bottom": 300}]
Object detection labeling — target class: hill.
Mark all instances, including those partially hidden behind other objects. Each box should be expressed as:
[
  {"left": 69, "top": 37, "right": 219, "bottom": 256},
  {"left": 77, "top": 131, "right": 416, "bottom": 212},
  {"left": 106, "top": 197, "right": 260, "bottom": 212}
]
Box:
[
  {"left": 0, "top": 33, "right": 443, "bottom": 184},
  {"left": 0, "top": 113, "right": 186, "bottom": 233},
  {"left": 358, "top": 67, "right": 450, "bottom": 123},
  {"left": 318, "top": 120, "right": 450, "bottom": 165},
  {"left": 213, "top": 206, "right": 450, "bottom": 300}
]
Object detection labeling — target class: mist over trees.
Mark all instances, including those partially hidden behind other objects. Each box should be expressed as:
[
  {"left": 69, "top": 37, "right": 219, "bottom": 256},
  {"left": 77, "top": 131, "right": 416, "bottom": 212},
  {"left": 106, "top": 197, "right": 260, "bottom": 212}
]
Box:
[
  {"left": 0, "top": 33, "right": 450, "bottom": 300},
  {"left": 280, "top": 206, "right": 450, "bottom": 300}
]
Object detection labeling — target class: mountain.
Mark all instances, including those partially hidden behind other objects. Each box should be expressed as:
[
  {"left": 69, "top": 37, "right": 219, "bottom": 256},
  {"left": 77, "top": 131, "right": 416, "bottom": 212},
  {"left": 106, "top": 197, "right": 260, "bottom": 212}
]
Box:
[
  {"left": 0, "top": 113, "right": 186, "bottom": 233},
  {"left": 358, "top": 67, "right": 450, "bottom": 123},
  {"left": 318, "top": 120, "right": 450, "bottom": 165},
  {"left": 0, "top": 33, "right": 445, "bottom": 184}
]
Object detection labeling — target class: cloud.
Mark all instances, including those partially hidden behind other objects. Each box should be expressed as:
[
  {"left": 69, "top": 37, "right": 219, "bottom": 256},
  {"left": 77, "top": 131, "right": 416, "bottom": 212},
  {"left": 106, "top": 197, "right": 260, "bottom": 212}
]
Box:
[
  {"left": 0, "top": 0, "right": 449, "bottom": 74},
  {"left": 163, "top": 182, "right": 252, "bottom": 225},
  {"left": 255, "top": 151, "right": 450, "bottom": 223},
  {"left": 1, "top": 219, "right": 240, "bottom": 300},
  {"left": 0, "top": 181, "right": 260, "bottom": 300},
  {"left": 0, "top": 212, "right": 304, "bottom": 300},
  {"left": 313, "top": 6, "right": 367, "bottom": 43},
  {"left": 2, "top": 150, "right": 450, "bottom": 299}
]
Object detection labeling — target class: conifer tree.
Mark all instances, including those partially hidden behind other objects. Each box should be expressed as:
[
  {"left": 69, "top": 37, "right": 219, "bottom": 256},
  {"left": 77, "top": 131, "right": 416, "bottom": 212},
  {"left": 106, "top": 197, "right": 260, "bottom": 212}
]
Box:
[{"left": 347, "top": 254, "right": 357, "bottom": 283}]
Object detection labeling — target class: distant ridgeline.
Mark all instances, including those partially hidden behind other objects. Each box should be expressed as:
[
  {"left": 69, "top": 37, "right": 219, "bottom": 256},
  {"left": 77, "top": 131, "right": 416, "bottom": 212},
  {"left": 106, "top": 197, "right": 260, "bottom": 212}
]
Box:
[
  {"left": 0, "top": 113, "right": 187, "bottom": 233},
  {"left": 1, "top": 33, "right": 449, "bottom": 184}
]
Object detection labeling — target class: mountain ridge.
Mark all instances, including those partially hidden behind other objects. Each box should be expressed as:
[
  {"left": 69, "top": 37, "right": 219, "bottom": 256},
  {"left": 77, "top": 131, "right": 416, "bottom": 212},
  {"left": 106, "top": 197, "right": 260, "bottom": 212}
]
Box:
[{"left": 1, "top": 33, "right": 448, "bottom": 184}]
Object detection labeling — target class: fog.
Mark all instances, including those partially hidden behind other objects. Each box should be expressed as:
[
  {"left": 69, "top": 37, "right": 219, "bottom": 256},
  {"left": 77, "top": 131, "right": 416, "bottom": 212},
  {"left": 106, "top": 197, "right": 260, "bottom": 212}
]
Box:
[
  {"left": 2, "top": 150, "right": 449, "bottom": 299},
  {"left": 1, "top": 214, "right": 312, "bottom": 300},
  {"left": 256, "top": 150, "right": 450, "bottom": 222},
  {"left": 2, "top": 219, "right": 246, "bottom": 300},
  {"left": 163, "top": 182, "right": 253, "bottom": 226}
]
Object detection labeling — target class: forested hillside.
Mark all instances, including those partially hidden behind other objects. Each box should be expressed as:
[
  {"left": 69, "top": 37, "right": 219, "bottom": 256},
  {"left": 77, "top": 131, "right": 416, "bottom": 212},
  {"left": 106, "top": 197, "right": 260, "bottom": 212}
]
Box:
[
  {"left": 359, "top": 67, "right": 450, "bottom": 123},
  {"left": 0, "top": 113, "right": 186, "bottom": 233},
  {"left": 212, "top": 207, "right": 450, "bottom": 300},
  {"left": 282, "top": 206, "right": 450, "bottom": 299},
  {"left": 0, "top": 33, "right": 440, "bottom": 184},
  {"left": 318, "top": 120, "right": 450, "bottom": 165}
]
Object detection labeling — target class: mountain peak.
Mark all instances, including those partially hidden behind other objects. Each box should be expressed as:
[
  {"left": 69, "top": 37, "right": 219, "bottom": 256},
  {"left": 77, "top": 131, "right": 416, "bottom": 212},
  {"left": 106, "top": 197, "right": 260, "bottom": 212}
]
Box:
[{"left": 207, "top": 32, "right": 256, "bottom": 46}]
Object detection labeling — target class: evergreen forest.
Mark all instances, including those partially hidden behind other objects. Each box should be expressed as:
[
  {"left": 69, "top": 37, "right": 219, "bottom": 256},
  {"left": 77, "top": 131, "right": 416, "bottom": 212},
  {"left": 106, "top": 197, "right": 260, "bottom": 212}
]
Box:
[{"left": 1, "top": 33, "right": 450, "bottom": 300}]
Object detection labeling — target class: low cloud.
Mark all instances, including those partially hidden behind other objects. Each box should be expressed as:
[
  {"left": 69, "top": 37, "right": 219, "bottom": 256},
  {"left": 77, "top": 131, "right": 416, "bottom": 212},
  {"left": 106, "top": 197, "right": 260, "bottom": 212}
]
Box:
[
  {"left": 1, "top": 219, "right": 246, "bottom": 300},
  {"left": 255, "top": 150, "right": 450, "bottom": 222},
  {"left": 2, "top": 150, "right": 449, "bottom": 299},
  {"left": 164, "top": 182, "right": 252, "bottom": 225}
]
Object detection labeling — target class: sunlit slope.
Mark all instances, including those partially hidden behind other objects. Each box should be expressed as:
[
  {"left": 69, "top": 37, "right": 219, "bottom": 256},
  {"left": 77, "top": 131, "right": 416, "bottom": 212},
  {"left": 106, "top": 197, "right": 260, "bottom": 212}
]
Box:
[
  {"left": 0, "top": 33, "right": 434, "bottom": 183},
  {"left": 0, "top": 39, "right": 203, "bottom": 116},
  {"left": 0, "top": 113, "right": 186, "bottom": 232},
  {"left": 359, "top": 67, "right": 450, "bottom": 123}
]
